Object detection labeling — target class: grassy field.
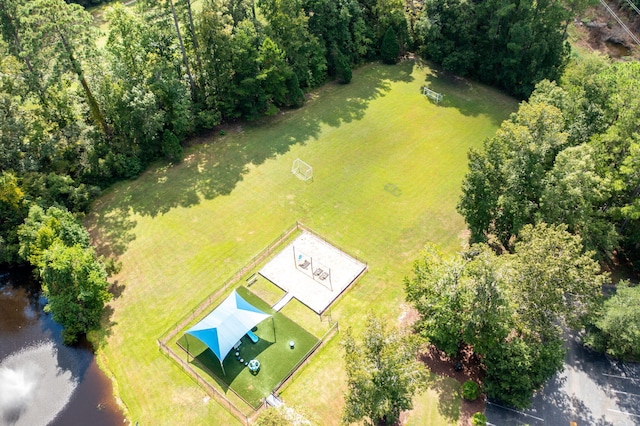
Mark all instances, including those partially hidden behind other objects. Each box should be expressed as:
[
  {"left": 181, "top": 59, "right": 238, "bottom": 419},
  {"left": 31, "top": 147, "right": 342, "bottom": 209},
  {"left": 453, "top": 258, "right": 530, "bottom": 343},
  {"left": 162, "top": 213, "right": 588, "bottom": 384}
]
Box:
[{"left": 86, "top": 60, "right": 516, "bottom": 425}]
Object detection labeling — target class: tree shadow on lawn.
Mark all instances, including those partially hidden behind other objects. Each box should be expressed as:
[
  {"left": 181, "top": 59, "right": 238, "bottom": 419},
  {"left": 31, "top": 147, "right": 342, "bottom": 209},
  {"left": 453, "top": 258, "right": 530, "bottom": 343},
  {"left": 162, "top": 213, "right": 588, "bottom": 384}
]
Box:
[
  {"left": 420, "top": 62, "right": 514, "bottom": 126},
  {"left": 425, "top": 372, "right": 462, "bottom": 424},
  {"left": 84, "top": 202, "right": 137, "bottom": 259},
  {"left": 86, "top": 61, "right": 417, "bottom": 255}
]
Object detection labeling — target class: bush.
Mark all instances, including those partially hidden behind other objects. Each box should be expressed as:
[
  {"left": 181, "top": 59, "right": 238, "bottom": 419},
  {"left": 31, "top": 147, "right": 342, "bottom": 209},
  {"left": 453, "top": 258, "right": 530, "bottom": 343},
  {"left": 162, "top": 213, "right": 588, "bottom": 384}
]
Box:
[
  {"left": 462, "top": 380, "right": 480, "bottom": 401},
  {"left": 471, "top": 412, "right": 487, "bottom": 426}
]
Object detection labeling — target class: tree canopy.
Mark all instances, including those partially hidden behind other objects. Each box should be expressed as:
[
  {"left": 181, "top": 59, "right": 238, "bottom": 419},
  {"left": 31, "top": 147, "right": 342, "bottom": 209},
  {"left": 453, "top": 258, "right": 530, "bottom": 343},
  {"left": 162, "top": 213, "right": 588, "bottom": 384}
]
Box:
[
  {"left": 18, "top": 205, "right": 111, "bottom": 344},
  {"left": 405, "top": 224, "right": 606, "bottom": 407},
  {"left": 342, "top": 314, "right": 427, "bottom": 425},
  {"left": 458, "top": 60, "right": 640, "bottom": 271},
  {"left": 415, "top": 0, "right": 576, "bottom": 98},
  {"left": 586, "top": 282, "right": 640, "bottom": 361}
]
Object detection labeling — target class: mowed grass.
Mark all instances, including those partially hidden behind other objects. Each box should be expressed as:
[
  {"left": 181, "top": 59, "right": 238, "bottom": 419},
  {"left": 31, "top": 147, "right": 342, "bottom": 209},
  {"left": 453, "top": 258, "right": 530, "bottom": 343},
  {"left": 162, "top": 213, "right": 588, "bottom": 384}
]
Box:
[{"left": 86, "top": 60, "right": 516, "bottom": 425}]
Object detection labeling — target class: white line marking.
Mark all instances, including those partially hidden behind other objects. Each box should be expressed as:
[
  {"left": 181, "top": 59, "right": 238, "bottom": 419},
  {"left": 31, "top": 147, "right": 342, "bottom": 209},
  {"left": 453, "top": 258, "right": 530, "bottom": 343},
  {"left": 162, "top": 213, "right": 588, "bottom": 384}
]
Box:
[
  {"left": 487, "top": 402, "right": 545, "bottom": 422},
  {"left": 607, "top": 409, "right": 640, "bottom": 418},
  {"left": 612, "top": 389, "right": 640, "bottom": 397},
  {"left": 603, "top": 373, "right": 640, "bottom": 381}
]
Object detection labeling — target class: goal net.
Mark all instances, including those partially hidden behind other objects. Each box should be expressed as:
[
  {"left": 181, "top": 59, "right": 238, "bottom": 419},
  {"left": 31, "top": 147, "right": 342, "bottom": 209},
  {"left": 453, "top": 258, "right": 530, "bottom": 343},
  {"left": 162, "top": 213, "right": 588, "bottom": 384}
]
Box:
[
  {"left": 291, "top": 158, "right": 313, "bottom": 181},
  {"left": 422, "top": 86, "right": 443, "bottom": 104}
]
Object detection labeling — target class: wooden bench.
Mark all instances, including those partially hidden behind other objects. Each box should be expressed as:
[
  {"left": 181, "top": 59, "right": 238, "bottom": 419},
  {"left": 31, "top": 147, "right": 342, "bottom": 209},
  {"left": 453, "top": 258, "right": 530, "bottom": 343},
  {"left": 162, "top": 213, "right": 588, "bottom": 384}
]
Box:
[{"left": 247, "top": 274, "right": 257, "bottom": 286}]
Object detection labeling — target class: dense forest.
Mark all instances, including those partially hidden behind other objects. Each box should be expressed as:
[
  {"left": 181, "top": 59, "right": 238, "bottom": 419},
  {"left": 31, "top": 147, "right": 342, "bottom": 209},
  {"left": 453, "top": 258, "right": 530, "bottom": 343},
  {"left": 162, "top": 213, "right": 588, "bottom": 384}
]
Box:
[{"left": 1, "top": 0, "right": 638, "bottom": 408}]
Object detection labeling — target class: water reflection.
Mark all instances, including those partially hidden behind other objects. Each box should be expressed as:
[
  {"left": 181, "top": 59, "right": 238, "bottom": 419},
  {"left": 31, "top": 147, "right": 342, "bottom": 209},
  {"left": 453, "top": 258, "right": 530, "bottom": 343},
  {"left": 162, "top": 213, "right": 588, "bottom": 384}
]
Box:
[{"left": 0, "top": 269, "right": 126, "bottom": 426}]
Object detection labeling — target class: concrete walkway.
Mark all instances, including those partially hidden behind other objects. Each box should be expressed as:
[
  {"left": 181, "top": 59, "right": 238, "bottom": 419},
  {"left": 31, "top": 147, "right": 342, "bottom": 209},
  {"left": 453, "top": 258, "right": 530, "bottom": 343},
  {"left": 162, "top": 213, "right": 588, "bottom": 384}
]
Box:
[{"left": 272, "top": 293, "right": 294, "bottom": 312}]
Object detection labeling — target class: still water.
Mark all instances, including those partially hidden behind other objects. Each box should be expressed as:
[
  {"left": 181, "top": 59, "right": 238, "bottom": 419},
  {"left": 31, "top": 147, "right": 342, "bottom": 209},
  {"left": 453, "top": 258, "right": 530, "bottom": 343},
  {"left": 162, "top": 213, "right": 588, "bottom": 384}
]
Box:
[{"left": 0, "top": 268, "right": 126, "bottom": 426}]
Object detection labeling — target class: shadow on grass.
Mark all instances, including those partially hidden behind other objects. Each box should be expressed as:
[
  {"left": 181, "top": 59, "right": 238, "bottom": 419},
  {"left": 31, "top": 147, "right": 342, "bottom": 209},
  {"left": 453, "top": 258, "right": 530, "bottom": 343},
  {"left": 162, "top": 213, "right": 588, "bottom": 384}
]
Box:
[
  {"left": 420, "top": 61, "right": 514, "bottom": 126},
  {"left": 86, "top": 61, "right": 416, "bottom": 257},
  {"left": 425, "top": 373, "right": 462, "bottom": 424}
]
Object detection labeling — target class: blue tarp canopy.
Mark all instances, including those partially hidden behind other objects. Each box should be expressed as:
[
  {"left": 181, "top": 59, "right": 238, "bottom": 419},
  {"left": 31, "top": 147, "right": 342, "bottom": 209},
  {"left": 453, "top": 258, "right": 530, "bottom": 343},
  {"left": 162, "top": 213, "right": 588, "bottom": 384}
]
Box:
[{"left": 185, "top": 290, "right": 271, "bottom": 367}]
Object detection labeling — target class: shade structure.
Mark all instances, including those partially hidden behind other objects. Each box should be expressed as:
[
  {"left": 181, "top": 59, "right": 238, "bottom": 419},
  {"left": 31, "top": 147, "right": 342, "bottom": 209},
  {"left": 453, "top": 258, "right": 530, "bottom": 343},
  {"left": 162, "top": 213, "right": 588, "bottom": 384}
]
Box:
[{"left": 185, "top": 290, "right": 271, "bottom": 370}]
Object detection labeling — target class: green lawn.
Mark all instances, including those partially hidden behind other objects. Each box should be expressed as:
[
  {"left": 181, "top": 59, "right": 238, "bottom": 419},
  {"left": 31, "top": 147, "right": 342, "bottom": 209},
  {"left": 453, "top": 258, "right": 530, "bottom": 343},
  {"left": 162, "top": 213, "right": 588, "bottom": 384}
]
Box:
[
  {"left": 86, "top": 60, "right": 516, "bottom": 425},
  {"left": 174, "top": 287, "right": 320, "bottom": 408}
]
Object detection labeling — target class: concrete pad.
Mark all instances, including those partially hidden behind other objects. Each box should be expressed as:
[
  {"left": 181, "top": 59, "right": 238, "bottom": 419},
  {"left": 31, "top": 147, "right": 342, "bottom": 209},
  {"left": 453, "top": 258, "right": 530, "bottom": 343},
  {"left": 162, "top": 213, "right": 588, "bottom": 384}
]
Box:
[{"left": 259, "top": 231, "right": 367, "bottom": 314}]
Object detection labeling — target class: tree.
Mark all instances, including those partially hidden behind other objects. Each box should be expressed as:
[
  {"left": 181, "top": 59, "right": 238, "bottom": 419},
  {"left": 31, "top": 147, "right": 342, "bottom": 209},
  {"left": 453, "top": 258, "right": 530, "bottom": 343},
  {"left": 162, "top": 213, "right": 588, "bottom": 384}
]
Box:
[
  {"left": 482, "top": 329, "right": 565, "bottom": 408},
  {"left": 342, "top": 314, "right": 426, "bottom": 425},
  {"left": 405, "top": 225, "right": 607, "bottom": 408},
  {"left": 404, "top": 243, "right": 469, "bottom": 356},
  {"left": 0, "top": 172, "right": 27, "bottom": 263},
  {"left": 17, "top": 204, "right": 90, "bottom": 266},
  {"left": 303, "top": 0, "right": 371, "bottom": 71},
  {"left": 39, "top": 241, "right": 111, "bottom": 344},
  {"left": 539, "top": 144, "right": 617, "bottom": 256},
  {"left": 380, "top": 26, "right": 399, "bottom": 64},
  {"left": 19, "top": 0, "right": 111, "bottom": 136},
  {"left": 17, "top": 204, "right": 111, "bottom": 344},
  {"left": 587, "top": 282, "right": 640, "bottom": 361},
  {"left": 258, "top": 0, "right": 327, "bottom": 88},
  {"left": 417, "top": 0, "right": 571, "bottom": 98},
  {"left": 196, "top": 0, "right": 235, "bottom": 119},
  {"left": 458, "top": 100, "right": 569, "bottom": 248},
  {"left": 138, "top": 0, "right": 196, "bottom": 97},
  {"left": 333, "top": 47, "right": 352, "bottom": 84},
  {"left": 510, "top": 223, "right": 605, "bottom": 332}
]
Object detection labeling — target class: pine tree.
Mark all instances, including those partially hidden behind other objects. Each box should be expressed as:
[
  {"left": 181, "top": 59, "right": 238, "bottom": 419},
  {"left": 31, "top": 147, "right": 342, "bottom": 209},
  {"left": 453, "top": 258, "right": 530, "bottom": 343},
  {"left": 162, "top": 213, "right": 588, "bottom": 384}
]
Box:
[{"left": 380, "top": 26, "right": 399, "bottom": 64}]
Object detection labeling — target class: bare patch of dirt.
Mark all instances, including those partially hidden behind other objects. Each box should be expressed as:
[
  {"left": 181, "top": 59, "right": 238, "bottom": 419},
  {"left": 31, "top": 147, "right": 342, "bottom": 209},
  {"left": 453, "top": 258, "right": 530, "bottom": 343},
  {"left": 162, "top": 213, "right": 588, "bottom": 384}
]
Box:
[
  {"left": 398, "top": 303, "right": 420, "bottom": 328},
  {"left": 573, "top": 2, "right": 640, "bottom": 60}
]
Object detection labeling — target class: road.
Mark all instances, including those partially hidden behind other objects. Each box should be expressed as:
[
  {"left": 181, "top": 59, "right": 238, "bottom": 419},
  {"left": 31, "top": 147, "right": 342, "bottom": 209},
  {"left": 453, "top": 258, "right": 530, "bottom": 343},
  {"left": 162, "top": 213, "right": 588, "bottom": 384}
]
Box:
[{"left": 486, "top": 330, "right": 640, "bottom": 425}]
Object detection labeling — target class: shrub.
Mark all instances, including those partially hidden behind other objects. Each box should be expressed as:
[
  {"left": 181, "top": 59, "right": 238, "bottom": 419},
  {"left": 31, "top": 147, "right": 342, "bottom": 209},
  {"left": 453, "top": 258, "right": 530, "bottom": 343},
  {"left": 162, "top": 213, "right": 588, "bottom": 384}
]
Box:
[
  {"left": 471, "top": 412, "right": 487, "bottom": 426},
  {"left": 462, "top": 380, "right": 480, "bottom": 401}
]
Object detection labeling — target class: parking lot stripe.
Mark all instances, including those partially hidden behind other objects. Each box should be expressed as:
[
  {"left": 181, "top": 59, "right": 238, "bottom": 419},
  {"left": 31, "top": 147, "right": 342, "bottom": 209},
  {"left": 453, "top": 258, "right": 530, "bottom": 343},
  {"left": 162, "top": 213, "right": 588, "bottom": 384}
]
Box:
[
  {"left": 486, "top": 402, "right": 545, "bottom": 422},
  {"left": 602, "top": 373, "right": 640, "bottom": 381},
  {"left": 611, "top": 389, "right": 640, "bottom": 398},
  {"left": 607, "top": 409, "right": 640, "bottom": 418}
]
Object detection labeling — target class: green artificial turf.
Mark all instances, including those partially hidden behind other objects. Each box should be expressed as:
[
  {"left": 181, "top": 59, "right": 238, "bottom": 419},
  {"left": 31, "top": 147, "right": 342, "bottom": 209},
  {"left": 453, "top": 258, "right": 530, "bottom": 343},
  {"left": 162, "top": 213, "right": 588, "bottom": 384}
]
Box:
[
  {"left": 174, "top": 287, "right": 319, "bottom": 408},
  {"left": 87, "top": 60, "right": 516, "bottom": 425}
]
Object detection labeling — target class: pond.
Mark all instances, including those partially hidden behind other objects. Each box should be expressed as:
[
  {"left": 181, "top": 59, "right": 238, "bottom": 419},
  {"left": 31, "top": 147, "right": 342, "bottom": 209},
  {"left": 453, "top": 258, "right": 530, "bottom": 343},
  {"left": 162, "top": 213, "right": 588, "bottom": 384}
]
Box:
[{"left": 0, "top": 267, "right": 126, "bottom": 426}]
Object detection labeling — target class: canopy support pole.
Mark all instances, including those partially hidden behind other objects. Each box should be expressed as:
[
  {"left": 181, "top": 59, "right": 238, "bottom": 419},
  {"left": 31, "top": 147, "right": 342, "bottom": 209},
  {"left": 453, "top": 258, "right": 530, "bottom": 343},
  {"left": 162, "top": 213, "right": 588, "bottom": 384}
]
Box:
[{"left": 272, "top": 316, "right": 276, "bottom": 342}]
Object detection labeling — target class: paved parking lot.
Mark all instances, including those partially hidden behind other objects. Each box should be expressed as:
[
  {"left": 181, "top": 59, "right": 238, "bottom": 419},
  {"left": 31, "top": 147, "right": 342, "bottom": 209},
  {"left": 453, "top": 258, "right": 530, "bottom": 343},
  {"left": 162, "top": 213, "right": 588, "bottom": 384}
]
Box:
[{"left": 486, "top": 331, "right": 640, "bottom": 425}]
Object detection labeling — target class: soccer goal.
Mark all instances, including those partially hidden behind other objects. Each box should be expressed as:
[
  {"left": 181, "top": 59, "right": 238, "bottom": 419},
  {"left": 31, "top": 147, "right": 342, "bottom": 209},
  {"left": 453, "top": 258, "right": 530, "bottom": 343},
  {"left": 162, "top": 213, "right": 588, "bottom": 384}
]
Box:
[
  {"left": 291, "top": 158, "right": 313, "bottom": 181},
  {"left": 422, "top": 86, "right": 443, "bottom": 104}
]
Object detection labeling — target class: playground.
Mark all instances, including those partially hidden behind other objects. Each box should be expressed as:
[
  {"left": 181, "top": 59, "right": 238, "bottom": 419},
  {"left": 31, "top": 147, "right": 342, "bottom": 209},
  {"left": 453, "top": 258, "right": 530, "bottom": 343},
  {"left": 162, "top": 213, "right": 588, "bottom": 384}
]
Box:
[
  {"left": 260, "top": 231, "right": 367, "bottom": 314},
  {"left": 175, "top": 287, "right": 321, "bottom": 409}
]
